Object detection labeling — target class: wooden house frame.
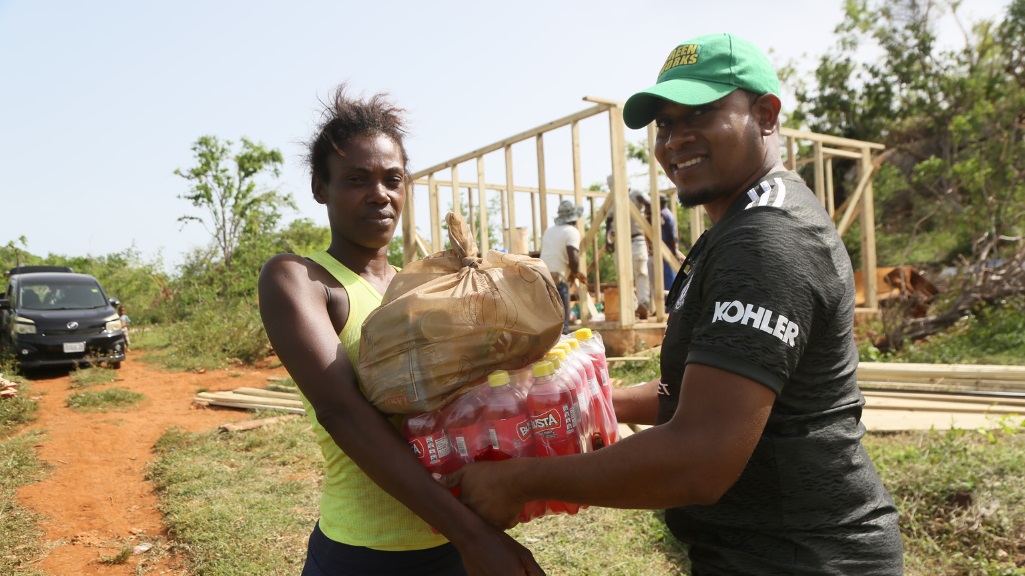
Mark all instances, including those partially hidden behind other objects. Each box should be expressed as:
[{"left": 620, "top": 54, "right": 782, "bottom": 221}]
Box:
[{"left": 401, "top": 97, "right": 884, "bottom": 354}]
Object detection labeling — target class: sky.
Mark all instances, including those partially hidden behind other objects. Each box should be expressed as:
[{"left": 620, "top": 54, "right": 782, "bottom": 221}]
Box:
[{"left": 0, "top": 0, "right": 1011, "bottom": 272}]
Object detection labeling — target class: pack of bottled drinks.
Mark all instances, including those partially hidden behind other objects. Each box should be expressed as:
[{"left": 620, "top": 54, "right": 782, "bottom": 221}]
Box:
[
  {"left": 402, "top": 328, "right": 620, "bottom": 523},
  {"left": 359, "top": 211, "right": 565, "bottom": 414}
]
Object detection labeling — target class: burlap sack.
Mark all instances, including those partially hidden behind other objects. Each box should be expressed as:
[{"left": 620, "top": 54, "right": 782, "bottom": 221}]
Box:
[{"left": 359, "top": 212, "right": 564, "bottom": 414}]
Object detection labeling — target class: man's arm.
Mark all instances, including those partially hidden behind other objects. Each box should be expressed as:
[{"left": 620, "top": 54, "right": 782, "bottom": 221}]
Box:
[
  {"left": 259, "top": 254, "right": 542, "bottom": 575},
  {"left": 450, "top": 363, "right": 775, "bottom": 528},
  {"left": 565, "top": 245, "right": 587, "bottom": 285},
  {"left": 611, "top": 379, "right": 659, "bottom": 426}
]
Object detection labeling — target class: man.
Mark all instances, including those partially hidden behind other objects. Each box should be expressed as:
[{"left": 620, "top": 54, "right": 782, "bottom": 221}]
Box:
[
  {"left": 604, "top": 184, "right": 653, "bottom": 318},
  {"left": 647, "top": 194, "right": 684, "bottom": 301},
  {"left": 540, "top": 199, "right": 587, "bottom": 334},
  {"left": 450, "top": 33, "right": 903, "bottom": 575}
]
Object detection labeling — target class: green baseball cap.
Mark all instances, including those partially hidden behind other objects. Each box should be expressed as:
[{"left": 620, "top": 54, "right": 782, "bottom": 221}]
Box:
[{"left": 623, "top": 33, "right": 780, "bottom": 129}]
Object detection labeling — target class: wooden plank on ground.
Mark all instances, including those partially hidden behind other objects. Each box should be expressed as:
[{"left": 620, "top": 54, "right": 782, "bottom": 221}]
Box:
[
  {"left": 858, "top": 362, "right": 1025, "bottom": 381},
  {"left": 220, "top": 415, "right": 300, "bottom": 433}
]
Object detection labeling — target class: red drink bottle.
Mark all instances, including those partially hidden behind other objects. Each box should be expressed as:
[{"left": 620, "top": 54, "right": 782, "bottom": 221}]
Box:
[
  {"left": 483, "top": 370, "right": 535, "bottom": 459},
  {"left": 545, "top": 349, "right": 589, "bottom": 453},
  {"left": 443, "top": 382, "right": 488, "bottom": 466},
  {"left": 403, "top": 409, "right": 459, "bottom": 476},
  {"left": 527, "top": 359, "right": 582, "bottom": 515},
  {"left": 562, "top": 337, "right": 607, "bottom": 449},
  {"left": 573, "top": 328, "right": 620, "bottom": 445},
  {"left": 483, "top": 370, "right": 545, "bottom": 522}
]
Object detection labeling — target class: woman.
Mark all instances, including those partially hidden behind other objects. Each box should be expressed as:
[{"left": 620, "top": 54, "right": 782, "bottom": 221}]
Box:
[{"left": 258, "top": 85, "right": 543, "bottom": 576}]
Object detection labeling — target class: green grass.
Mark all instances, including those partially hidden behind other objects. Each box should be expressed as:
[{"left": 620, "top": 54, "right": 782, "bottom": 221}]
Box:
[
  {"left": 131, "top": 323, "right": 237, "bottom": 372},
  {"left": 147, "top": 420, "right": 321, "bottom": 576},
  {"left": 68, "top": 366, "right": 120, "bottom": 388},
  {"left": 0, "top": 378, "right": 46, "bottom": 576},
  {"left": 147, "top": 414, "right": 689, "bottom": 576},
  {"left": 866, "top": 424, "right": 1025, "bottom": 575},
  {"left": 147, "top": 411, "right": 1025, "bottom": 575},
  {"left": 608, "top": 354, "right": 660, "bottom": 387},
  {"left": 66, "top": 387, "right": 145, "bottom": 412},
  {"left": 0, "top": 380, "right": 38, "bottom": 438}
]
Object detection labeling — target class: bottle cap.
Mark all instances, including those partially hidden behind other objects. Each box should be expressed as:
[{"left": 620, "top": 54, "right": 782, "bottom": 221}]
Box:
[
  {"left": 544, "top": 352, "right": 562, "bottom": 370},
  {"left": 531, "top": 360, "right": 554, "bottom": 378},
  {"left": 549, "top": 347, "right": 568, "bottom": 361},
  {"left": 487, "top": 370, "right": 511, "bottom": 387},
  {"left": 574, "top": 328, "right": 593, "bottom": 340},
  {"left": 564, "top": 338, "right": 581, "bottom": 351}
]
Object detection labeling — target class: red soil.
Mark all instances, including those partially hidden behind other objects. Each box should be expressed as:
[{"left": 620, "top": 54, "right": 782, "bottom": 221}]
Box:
[{"left": 14, "top": 353, "right": 289, "bottom": 575}]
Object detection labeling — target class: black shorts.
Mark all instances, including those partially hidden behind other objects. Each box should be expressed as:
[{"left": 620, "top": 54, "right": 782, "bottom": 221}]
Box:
[{"left": 301, "top": 521, "right": 467, "bottom": 576}]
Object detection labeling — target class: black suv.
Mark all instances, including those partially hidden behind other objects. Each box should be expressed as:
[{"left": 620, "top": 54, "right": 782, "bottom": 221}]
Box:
[{"left": 0, "top": 266, "right": 126, "bottom": 370}]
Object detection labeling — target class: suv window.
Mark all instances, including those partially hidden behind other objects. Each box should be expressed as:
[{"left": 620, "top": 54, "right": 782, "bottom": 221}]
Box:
[{"left": 20, "top": 280, "right": 108, "bottom": 310}]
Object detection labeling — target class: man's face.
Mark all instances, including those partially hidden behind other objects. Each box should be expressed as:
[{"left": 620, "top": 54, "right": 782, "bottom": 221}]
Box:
[
  {"left": 313, "top": 133, "right": 406, "bottom": 251},
  {"left": 653, "top": 90, "right": 768, "bottom": 219}
]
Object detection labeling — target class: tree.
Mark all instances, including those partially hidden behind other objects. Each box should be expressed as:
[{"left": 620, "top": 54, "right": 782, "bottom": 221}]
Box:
[
  {"left": 791, "top": 0, "right": 1025, "bottom": 350},
  {"left": 174, "top": 136, "right": 295, "bottom": 271}
]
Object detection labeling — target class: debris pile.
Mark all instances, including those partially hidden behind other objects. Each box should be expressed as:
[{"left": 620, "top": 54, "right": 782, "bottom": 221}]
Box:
[{"left": 1, "top": 374, "right": 18, "bottom": 399}]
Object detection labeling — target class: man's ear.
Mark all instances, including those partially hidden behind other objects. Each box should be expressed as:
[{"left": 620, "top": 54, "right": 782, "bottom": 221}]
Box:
[{"left": 753, "top": 94, "right": 782, "bottom": 135}]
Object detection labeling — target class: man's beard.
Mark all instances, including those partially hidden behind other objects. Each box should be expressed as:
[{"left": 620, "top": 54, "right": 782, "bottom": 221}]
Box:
[{"left": 677, "top": 186, "right": 725, "bottom": 208}]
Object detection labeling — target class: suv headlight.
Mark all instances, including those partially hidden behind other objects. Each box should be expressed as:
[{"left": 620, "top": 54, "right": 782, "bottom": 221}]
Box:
[
  {"left": 14, "top": 317, "right": 36, "bottom": 335},
  {"left": 105, "top": 319, "right": 122, "bottom": 332}
]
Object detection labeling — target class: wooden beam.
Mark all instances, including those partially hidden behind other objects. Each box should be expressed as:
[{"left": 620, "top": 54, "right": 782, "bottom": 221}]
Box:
[
  {"left": 648, "top": 123, "right": 665, "bottom": 320},
  {"left": 503, "top": 145, "right": 513, "bottom": 249},
  {"left": 813, "top": 141, "right": 825, "bottom": 205},
  {"left": 402, "top": 181, "right": 416, "bottom": 264},
  {"left": 451, "top": 164, "right": 460, "bottom": 219},
  {"left": 428, "top": 173, "right": 442, "bottom": 252},
  {"left": 477, "top": 157, "right": 489, "bottom": 252},
  {"left": 608, "top": 105, "right": 634, "bottom": 327},
  {"left": 858, "top": 362, "right": 1025, "bottom": 381},
  {"left": 410, "top": 103, "right": 612, "bottom": 179},
  {"left": 836, "top": 165, "right": 874, "bottom": 236},
  {"left": 825, "top": 157, "right": 835, "bottom": 218},
  {"left": 413, "top": 178, "right": 609, "bottom": 199},
  {"left": 860, "top": 150, "right": 878, "bottom": 310},
  {"left": 780, "top": 127, "right": 886, "bottom": 150},
  {"left": 537, "top": 133, "right": 548, "bottom": 239}
]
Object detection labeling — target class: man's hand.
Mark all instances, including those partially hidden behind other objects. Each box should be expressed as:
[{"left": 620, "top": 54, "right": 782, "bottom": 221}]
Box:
[
  {"left": 444, "top": 460, "right": 526, "bottom": 530},
  {"left": 572, "top": 272, "right": 589, "bottom": 288}
]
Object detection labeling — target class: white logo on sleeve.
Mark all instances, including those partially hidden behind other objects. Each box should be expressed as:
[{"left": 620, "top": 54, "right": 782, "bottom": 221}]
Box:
[{"left": 712, "top": 300, "right": 800, "bottom": 347}]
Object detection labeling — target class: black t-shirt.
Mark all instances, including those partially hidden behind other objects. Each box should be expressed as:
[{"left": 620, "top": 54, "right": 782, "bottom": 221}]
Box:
[{"left": 658, "top": 172, "right": 903, "bottom": 575}]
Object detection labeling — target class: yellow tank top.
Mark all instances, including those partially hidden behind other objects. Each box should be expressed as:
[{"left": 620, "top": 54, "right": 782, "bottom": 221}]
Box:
[{"left": 301, "top": 251, "right": 447, "bottom": 551}]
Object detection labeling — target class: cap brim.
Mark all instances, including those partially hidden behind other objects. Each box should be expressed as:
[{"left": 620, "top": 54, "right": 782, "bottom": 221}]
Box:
[{"left": 623, "top": 79, "right": 738, "bottom": 129}]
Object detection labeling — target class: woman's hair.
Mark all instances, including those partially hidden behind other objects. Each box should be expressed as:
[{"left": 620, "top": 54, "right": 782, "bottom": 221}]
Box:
[{"left": 306, "top": 83, "right": 409, "bottom": 187}]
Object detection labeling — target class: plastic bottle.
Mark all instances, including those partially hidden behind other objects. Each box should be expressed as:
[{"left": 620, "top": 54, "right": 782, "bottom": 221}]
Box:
[
  {"left": 403, "top": 409, "right": 459, "bottom": 476},
  {"left": 561, "top": 338, "right": 606, "bottom": 450},
  {"left": 482, "top": 370, "right": 545, "bottom": 522},
  {"left": 483, "top": 370, "right": 535, "bottom": 459},
  {"left": 574, "top": 328, "right": 620, "bottom": 444},
  {"left": 545, "top": 348, "right": 590, "bottom": 453},
  {"left": 527, "top": 360, "right": 582, "bottom": 515},
  {"left": 442, "top": 382, "right": 488, "bottom": 466}
]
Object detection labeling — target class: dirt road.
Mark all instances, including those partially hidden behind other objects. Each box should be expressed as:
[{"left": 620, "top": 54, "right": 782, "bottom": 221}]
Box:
[{"left": 15, "top": 354, "right": 289, "bottom": 575}]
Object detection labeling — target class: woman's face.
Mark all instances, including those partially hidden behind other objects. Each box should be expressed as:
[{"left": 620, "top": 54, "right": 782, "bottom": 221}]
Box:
[{"left": 313, "top": 133, "right": 406, "bottom": 252}]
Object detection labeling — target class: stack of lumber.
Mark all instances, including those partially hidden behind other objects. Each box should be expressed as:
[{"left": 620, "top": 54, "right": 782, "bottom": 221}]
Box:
[
  {"left": 193, "top": 386, "right": 305, "bottom": 414},
  {"left": 857, "top": 362, "right": 1025, "bottom": 395},
  {"left": 857, "top": 363, "right": 1025, "bottom": 430}
]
